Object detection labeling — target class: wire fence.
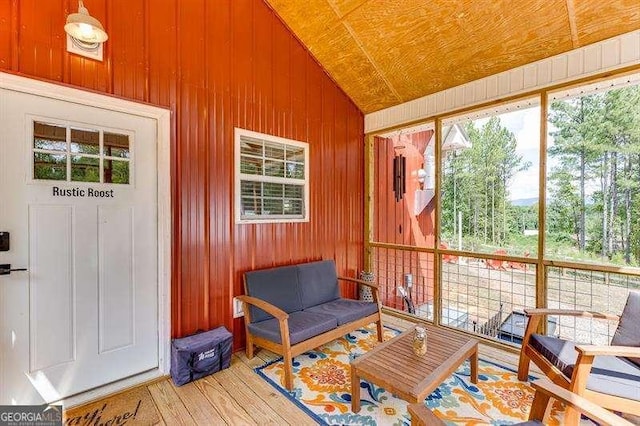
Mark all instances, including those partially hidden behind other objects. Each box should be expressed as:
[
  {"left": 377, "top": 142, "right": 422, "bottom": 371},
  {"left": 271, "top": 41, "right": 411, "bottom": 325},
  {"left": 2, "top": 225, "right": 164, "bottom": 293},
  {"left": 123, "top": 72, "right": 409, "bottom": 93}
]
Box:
[
  {"left": 370, "top": 246, "right": 639, "bottom": 347},
  {"left": 441, "top": 256, "right": 536, "bottom": 344},
  {"left": 371, "top": 246, "right": 435, "bottom": 321},
  {"left": 546, "top": 266, "right": 640, "bottom": 345}
]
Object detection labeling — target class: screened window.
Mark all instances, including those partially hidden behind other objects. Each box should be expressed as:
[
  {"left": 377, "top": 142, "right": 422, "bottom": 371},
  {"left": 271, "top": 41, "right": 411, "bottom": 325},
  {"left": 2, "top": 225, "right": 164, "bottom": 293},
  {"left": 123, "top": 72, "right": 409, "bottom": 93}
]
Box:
[
  {"left": 235, "top": 128, "right": 309, "bottom": 223},
  {"left": 33, "top": 121, "right": 131, "bottom": 184}
]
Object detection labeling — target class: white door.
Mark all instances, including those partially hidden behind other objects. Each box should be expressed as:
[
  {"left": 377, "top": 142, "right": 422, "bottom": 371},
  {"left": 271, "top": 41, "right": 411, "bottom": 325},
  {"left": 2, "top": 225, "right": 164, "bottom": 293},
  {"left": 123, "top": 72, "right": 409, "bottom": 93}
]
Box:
[{"left": 0, "top": 88, "right": 159, "bottom": 405}]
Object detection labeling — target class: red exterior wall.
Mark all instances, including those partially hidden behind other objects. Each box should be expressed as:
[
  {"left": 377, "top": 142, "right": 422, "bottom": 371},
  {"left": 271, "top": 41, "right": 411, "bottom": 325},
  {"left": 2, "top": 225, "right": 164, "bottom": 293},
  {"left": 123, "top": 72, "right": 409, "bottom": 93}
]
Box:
[
  {"left": 0, "top": 0, "right": 364, "bottom": 349},
  {"left": 373, "top": 132, "right": 435, "bottom": 311}
]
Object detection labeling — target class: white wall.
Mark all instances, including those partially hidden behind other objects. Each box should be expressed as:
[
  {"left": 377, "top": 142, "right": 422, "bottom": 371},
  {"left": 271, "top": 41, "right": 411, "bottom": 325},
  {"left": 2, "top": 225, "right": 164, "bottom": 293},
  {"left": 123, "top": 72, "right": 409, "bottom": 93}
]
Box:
[{"left": 365, "top": 30, "right": 640, "bottom": 133}]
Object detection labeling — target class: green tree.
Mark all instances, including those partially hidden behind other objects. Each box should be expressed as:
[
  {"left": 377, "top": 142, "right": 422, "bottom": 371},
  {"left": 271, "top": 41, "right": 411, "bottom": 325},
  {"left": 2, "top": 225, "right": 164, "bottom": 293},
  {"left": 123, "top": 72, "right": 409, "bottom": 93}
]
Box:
[
  {"left": 548, "top": 85, "right": 640, "bottom": 265},
  {"left": 442, "top": 117, "right": 529, "bottom": 249}
]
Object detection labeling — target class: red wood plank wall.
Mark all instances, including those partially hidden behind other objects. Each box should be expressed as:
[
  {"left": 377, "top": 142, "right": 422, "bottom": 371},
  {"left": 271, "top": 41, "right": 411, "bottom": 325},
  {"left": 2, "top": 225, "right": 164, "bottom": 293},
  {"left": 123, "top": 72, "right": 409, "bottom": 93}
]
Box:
[{"left": 0, "top": 0, "right": 364, "bottom": 349}]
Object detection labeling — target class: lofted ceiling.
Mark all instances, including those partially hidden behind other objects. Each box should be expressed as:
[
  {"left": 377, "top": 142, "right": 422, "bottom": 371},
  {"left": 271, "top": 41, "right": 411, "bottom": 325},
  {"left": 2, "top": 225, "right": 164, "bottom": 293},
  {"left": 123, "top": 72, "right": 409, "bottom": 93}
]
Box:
[{"left": 265, "top": 0, "right": 640, "bottom": 113}]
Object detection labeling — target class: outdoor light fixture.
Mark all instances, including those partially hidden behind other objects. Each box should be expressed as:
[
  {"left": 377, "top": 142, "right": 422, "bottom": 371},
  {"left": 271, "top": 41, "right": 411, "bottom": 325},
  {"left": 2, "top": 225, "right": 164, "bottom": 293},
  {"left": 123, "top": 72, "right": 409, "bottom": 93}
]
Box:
[
  {"left": 65, "top": 1, "right": 108, "bottom": 60},
  {"left": 65, "top": 1, "right": 108, "bottom": 44}
]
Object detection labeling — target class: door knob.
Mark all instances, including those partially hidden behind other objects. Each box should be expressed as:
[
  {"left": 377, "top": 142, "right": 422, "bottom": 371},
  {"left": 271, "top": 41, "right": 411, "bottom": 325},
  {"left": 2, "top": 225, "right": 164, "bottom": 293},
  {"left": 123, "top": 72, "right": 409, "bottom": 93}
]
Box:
[{"left": 0, "top": 264, "right": 27, "bottom": 275}]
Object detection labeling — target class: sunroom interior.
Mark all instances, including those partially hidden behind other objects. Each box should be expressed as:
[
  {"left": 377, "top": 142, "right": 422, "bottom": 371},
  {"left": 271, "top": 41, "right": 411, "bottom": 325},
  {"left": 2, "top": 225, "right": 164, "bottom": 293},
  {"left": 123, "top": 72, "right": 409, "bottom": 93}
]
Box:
[{"left": 0, "top": 0, "right": 639, "bottom": 425}]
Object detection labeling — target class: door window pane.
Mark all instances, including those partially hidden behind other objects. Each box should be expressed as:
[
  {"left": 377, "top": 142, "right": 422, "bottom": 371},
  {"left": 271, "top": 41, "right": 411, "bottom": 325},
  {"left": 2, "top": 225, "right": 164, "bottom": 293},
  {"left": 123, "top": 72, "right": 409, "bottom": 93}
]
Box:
[
  {"left": 34, "top": 152, "right": 67, "bottom": 180},
  {"left": 70, "top": 128, "right": 100, "bottom": 155},
  {"left": 104, "top": 159, "right": 129, "bottom": 184},
  {"left": 71, "top": 156, "right": 100, "bottom": 182},
  {"left": 104, "top": 132, "right": 130, "bottom": 158},
  {"left": 34, "top": 122, "right": 66, "bottom": 151}
]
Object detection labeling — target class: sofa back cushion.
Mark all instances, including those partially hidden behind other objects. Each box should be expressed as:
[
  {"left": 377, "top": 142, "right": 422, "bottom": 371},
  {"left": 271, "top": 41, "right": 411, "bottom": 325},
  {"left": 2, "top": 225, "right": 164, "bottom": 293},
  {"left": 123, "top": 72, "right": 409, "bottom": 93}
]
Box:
[
  {"left": 611, "top": 290, "right": 640, "bottom": 367},
  {"left": 244, "top": 265, "right": 303, "bottom": 323},
  {"left": 297, "top": 260, "right": 340, "bottom": 309}
]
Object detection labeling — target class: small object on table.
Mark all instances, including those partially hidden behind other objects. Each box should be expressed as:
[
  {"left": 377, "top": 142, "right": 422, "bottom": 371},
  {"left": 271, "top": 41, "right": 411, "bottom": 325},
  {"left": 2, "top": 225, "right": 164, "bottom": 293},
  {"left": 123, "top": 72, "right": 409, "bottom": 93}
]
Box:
[{"left": 413, "top": 326, "right": 427, "bottom": 356}]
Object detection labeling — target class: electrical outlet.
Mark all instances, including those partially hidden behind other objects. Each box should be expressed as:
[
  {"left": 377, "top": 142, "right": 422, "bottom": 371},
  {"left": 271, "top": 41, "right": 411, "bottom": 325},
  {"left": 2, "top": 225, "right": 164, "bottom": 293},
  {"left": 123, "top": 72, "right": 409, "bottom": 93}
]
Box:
[{"left": 233, "top": 297, "right": 244, "bottom": 318}]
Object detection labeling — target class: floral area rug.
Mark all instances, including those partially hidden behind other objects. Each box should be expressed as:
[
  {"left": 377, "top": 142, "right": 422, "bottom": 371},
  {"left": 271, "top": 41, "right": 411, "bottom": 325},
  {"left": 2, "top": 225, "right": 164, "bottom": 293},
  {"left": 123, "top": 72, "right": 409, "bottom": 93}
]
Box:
[{"left": 255, "top": 325, "right": 574, "bottom": 425}]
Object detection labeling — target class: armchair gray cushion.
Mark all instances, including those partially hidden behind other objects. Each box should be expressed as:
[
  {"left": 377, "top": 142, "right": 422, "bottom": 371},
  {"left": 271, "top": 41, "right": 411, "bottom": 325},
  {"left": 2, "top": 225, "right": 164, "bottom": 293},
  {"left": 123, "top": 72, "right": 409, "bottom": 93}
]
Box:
[
  {"left": 611, "top": 290, "right": 640, "bottom": 367},
  {"left": 244, "top": 265, "right": 303, "bottom": 323},
  {"left": 530, "top": 334, "right": 640, "bottom": 401},
  {"left": 304, "top": 298, "right": 379, "bottom": 325},
  {"left": 297, "top": 260, "right": 340, "bottom": 309},
  {"left": 247, "top": 311, "right": 338, "bottom": 345}
]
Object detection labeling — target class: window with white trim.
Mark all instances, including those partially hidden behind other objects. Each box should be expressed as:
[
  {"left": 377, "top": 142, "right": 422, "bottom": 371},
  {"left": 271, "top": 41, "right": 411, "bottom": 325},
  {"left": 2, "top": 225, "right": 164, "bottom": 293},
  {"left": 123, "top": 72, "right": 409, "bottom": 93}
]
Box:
[{"left": 235, "top": 128, "right": 309, "bottom": 223}]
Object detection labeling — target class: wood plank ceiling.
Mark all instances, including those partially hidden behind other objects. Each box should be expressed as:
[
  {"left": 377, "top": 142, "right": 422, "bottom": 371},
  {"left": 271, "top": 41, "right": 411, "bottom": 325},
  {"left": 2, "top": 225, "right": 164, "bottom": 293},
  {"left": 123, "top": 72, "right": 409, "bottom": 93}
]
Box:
[{"left": 265, "top": 0, "right": 640, "bottom": 113}]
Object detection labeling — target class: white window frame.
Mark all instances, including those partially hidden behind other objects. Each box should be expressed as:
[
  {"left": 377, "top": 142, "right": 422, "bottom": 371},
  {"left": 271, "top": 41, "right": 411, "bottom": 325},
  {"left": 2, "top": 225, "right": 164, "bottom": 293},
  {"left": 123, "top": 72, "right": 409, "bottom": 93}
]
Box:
[{"left": 235, "top": 127, "right": 310, "bottom": 224}]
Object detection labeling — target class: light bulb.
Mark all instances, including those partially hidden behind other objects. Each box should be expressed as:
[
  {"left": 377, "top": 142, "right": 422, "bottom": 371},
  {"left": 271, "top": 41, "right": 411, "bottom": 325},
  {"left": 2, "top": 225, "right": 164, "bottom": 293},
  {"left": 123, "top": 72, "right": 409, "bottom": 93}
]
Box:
[{"left": 79, "top": 23, "right": 95, "bottom": 39}]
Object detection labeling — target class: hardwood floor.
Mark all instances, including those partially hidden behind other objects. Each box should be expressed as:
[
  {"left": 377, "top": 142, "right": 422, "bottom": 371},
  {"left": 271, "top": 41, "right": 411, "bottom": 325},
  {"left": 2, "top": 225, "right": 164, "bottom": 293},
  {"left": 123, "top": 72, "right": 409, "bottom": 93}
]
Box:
[{"left": 64, "top": 314, "right": 545, "bottom": 425}]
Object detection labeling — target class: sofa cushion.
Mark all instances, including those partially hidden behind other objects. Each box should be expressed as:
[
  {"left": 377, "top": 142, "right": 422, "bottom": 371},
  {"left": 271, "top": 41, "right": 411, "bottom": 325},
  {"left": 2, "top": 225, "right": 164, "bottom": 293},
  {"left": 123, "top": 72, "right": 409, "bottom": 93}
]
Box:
[
  {"left": 513, "top": 422, "right": 543, "bottom": 426},
  {"left": 304, "top": 298, "right": 379, "bottom": 325},
  {"left": 244, "top": 265, "right": 303, "bottom": 323},
  {"left": 611, "top": 291, "right": 640, "bottom": 367},
  {"left": 530, "top": 334, "right": 640, "bottom": 401},
  {"left": 297, "top": 260, "right": 340, "bottom": 309},
  {"left": 247, "top": 311, "right": 338, "bottom": 345}
]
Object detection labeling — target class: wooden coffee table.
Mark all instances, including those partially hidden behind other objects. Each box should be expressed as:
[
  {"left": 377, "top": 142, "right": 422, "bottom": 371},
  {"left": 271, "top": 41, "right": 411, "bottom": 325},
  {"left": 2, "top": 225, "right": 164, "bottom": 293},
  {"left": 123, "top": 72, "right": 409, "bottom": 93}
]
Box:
[{"left": 350, "top": 324, "right": 478, "bottom": 412}]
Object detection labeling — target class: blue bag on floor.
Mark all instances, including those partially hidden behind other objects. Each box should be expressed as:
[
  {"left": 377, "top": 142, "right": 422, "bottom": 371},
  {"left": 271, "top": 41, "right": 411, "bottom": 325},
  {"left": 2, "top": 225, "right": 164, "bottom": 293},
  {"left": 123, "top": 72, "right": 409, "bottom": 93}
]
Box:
[{"left": 170, "top": 326, "right": 233, "bottom": 386}]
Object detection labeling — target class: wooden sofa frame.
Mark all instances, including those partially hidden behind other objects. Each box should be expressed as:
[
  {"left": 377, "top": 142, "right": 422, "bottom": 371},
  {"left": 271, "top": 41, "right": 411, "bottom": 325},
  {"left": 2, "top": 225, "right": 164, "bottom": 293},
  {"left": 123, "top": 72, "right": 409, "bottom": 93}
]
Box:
[{"left": 237, "top": 276, "right": 383, "bottom": 390}]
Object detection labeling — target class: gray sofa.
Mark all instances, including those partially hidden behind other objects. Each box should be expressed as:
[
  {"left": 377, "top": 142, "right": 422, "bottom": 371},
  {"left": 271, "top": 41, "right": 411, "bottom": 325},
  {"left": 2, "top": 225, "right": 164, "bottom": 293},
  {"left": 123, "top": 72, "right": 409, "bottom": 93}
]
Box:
[{"left": 237, "top": 259, "right": 383, "bottom": 390}]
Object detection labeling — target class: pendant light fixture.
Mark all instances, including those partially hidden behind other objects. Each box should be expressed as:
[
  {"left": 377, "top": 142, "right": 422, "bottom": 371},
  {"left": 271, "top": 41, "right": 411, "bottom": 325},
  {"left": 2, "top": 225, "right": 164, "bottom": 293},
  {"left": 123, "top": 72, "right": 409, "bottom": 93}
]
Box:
[{"left": 64, "top": 1, "right": 108, "bottom": 45}]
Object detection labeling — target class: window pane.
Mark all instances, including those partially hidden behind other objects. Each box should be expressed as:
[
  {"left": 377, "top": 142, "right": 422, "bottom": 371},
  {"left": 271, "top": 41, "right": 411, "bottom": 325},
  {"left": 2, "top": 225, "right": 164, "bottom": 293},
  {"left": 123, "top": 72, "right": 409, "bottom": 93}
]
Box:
[
  {"left": 286, "top": 146, "right": 304, "bottom": 162},
  {"left": 264, "top": 142, "right": 284, "bottom": 160},
  {"left": 264, "top": 160, "right": 284, "bottom": 177},
  {"left": 104, "top": 132, "right": 130, "bottom": 158},
  {"left": 263, "top": 199, "right": 284, "bottom": 215},
  {"left": 241, "top": 197, "right": 262, "bottom": 216},
  {"left": 284, "top": 199, "right": 303, "bottom": 215},
  {"left": 440, "top": 104, "right": 540, "bottom": 256},
  {"left": 263, "top": 182, "right": 284, "bottom": 197},
  {"left": 284, "top": 184, "right": 303, "bottom": 199},
  {"left": 70, "top": 128, "right": 100, "bottom": 155},
  {"left": 71, "top": 155, "right": 100, "bottom": 182},
  {"left": 34, "top": 122, "right": 66, "bottom": 151},
  {"left": 285, "top": 162, "right": 304, "bottom": 179},
  {"left": 34, "top": 152, "right": 67, "bottom": 180},
  {"left": 546, "top": 82, "right": 640, "bottom": 266},
  {"left": 104, "top": 159, "right": 129, "bottom": 184},
  {"left": 240, "top": 138, "right": 263, "bottom": 156},
  {"left": 241, "top": 181, "right": 262, "bottom": 197},
  {"left": 240, "top": 156, "right": 263, "bottom": 175}
]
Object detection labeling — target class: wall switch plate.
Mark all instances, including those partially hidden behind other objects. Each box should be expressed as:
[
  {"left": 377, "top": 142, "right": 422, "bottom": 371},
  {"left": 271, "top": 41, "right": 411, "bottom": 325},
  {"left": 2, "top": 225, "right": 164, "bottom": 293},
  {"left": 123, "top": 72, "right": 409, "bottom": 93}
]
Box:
[{"left": 233, "top": 297, "right": 244, "bottom": 318}]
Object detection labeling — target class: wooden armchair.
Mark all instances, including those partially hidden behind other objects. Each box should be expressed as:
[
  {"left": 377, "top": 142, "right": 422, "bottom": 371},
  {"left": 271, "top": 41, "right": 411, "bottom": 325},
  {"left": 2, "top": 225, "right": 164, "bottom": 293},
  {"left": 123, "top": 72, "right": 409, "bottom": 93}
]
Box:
[
  {"left": 517, "top": 291, "right": 640, "bottom": 423},
  {"left": 407, "top": 379, "right": 634, "bottom": 426}
]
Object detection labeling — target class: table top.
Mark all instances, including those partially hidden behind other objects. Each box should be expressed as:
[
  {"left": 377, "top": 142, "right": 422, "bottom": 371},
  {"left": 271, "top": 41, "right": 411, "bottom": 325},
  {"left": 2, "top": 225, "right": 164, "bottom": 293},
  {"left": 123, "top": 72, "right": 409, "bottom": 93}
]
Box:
[{"left": 351, "top": 324, "right": 478, "bottom": 401}]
